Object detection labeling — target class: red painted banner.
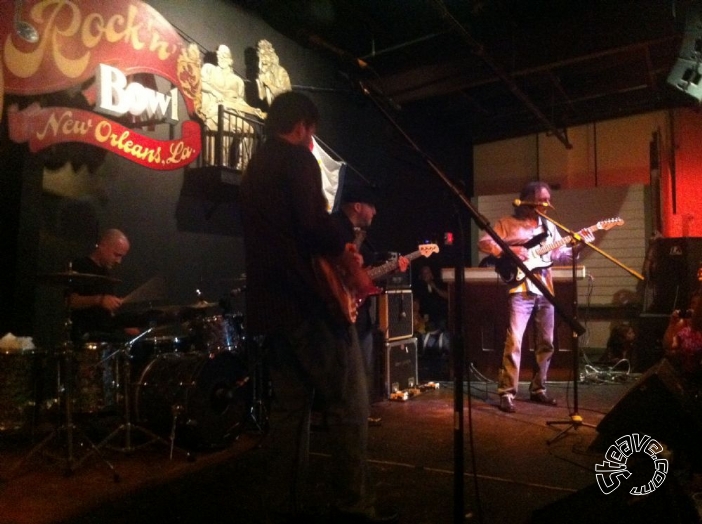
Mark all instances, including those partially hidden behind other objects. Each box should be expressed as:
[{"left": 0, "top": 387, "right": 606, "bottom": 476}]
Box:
[
  {"left": 9, "top": 103, "right": 200, "bottom": 170},
  {"left": 2, "top": 0, "right": 202, "bottom": 167}
]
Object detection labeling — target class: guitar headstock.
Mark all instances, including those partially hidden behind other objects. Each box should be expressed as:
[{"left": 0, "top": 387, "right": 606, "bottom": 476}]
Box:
[
  {"left": 595, "top": 217, "right": 625, "bottom": 231},
  {"left": 419, "top": 244, "right": 440, "bottom": 257}
]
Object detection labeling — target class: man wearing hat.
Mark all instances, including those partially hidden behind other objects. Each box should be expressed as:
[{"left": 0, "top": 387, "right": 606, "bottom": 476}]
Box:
[{"left": 332, "top": 183, "right": 409, "bottom": 424}]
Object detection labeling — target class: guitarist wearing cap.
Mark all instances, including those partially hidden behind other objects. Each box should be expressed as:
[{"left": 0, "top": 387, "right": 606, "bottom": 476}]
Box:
[
  {"left": 332, "top": 183, "right": 409, "bottom": 424},
  {"left": 477, "top": 181, "right": 596, "bottom": 414}
]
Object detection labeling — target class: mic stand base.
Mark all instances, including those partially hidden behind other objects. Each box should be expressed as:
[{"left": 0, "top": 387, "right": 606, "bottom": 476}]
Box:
[{"left": 546, "top": 413, "right": 598, "bottom": 445}]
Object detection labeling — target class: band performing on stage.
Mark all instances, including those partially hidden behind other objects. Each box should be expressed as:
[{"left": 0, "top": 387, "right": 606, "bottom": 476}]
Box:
[{"left": 3, "top": 3, "right": 702, "bottom": 522}]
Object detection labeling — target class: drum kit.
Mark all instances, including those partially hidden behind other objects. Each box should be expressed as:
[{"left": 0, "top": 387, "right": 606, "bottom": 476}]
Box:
[{"left": 1, "top": 271, "right": 262, "bottom": 480}]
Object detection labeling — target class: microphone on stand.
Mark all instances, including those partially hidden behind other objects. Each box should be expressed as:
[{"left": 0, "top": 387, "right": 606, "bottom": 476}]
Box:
[{"left": 512, "top": 199, "right": 554, "bottom": 209}]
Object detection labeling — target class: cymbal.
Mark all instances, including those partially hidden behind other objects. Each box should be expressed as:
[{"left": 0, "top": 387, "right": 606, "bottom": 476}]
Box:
[
  {"left": 37, "top": 271, "right": 121, "bottom": 285},
  {"left": 188, "top": 300, "right": 219, "bottom": 309}
]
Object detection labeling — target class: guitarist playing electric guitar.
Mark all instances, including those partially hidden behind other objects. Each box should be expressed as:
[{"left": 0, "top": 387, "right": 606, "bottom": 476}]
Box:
[
  {"left": 332, "top": 183, "right": 410, "bottom": 424},
  {"left": 477, "top": 182, "right": 597, "bottom": 414}
]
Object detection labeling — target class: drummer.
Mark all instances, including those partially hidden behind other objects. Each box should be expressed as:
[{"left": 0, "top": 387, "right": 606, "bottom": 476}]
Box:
[{"left": 67, "top": 229, "right": 134, "bottom": 343}]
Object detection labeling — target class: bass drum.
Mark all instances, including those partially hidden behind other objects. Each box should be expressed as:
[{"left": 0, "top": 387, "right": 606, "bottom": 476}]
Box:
[{"left": 135, "top": 351, "right": 249, "bottom": 449}]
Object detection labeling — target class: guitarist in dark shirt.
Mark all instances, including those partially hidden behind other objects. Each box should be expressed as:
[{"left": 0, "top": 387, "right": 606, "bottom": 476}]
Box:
[
  {"left": 332, "top": 183, "right": 408, "bottom": 423},
  {"left": 477, "top": 181, "right": 594, "bottom": 413},
  {"left": 240, "top": 92, "right": 397, "bottom": 522}
]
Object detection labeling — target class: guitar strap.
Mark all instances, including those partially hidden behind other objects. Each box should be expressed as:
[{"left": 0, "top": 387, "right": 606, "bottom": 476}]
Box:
[{"left": 538, "top": 216, "right": 550, "bottom": 239}]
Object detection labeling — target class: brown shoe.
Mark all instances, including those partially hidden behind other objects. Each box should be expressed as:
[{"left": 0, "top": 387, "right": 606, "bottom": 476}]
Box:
[
  {"left": 499, "top": 395, "right": 516, "bottom": 413},
  {"left": 530, "top": 392, "right": 557, "bottom": 406}
]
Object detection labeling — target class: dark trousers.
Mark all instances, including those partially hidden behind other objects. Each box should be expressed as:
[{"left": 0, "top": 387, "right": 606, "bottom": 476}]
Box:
[{"left": 261, "top": 312, "right": 374, "bottom": 517}]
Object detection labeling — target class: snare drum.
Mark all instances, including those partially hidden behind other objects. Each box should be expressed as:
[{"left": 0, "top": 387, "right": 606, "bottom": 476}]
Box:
[{"left": 0, "top": 348, "right": 42, "bottom": 433}]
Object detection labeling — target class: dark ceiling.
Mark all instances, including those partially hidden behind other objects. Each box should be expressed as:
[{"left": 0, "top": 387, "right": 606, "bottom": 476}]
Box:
[{"left": 235, "top": 0, "right": 699, "bottom": 146}]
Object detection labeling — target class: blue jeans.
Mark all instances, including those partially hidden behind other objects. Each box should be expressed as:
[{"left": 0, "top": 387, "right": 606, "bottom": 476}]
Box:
[{"left": 498, "top": 292, "right": 555, "bottom": 397}]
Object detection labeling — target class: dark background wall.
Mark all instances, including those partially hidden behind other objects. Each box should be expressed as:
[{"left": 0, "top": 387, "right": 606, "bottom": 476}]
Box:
[{"left": 0, "top": 0, "right": 472, "bottom": 347}]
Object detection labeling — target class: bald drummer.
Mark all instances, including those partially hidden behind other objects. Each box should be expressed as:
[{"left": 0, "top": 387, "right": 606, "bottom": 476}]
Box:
[{"left": 67, "top": 229, "right": 131, "bottom": 342}]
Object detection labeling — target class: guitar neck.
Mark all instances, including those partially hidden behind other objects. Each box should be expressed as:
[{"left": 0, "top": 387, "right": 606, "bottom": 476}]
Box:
[
  {"left": 367, "top": 250, "right": 423, "bottom": 280},
  {"left": 534, "top": 225, "right": 596, "bottom": 256}
]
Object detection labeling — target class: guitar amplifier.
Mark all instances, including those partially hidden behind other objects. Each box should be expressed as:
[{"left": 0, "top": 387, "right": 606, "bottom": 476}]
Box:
[
  {"left": 377, "top": 290, "right": 413, "bottom": 341},
  {"left": 385, "top": 337, "right": 418, "bottom": 397}
]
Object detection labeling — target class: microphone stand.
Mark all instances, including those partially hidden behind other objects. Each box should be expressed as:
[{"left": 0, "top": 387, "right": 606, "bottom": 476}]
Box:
[
  {"left": 356, "top": 79, "right": 586, "bottom": 524},
  {"left": 534, "top": 210, "right": 644, "bottom": 443},
  {"left": 533, "top": 211, "right": 598, "bottom": 444}
]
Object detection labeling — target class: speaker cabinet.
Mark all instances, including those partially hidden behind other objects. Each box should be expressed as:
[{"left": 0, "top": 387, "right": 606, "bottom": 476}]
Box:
[
  {"left": 377, "top": 290, "right": 413, "bottom": 341},
  {"left": 647, "top": 237, "right": 702, "bottom": 313},
  {"left": 385, "top": 337, "right": 418, "bottom": 397},
  {"left": 594, "top": 359, "right": 702, "bottom": 461},
  {"left": 667, "top": 2, "right": 702, "bottom": 102}
]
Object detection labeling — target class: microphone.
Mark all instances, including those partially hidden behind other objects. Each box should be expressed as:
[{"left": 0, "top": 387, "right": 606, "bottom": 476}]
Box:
[
  {"left": 307, "top": 34, "right": 368, "bottom": 69},
  {"left": 512, "top": 199, "right": 552, "bottom": 208}
]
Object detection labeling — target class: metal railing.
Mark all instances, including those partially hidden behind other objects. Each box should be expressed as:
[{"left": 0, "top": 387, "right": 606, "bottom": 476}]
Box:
[{"left": 199, "top": 105, "right": 264, "bottom": 171}]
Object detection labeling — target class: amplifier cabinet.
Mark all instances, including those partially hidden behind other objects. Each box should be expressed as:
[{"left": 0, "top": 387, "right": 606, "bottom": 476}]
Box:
[
  {"left": 385, "top": 337, "right": 418, "bottom": 397},
  {"left": 377, "top": 290, "right": 413, "bottom": 341}
]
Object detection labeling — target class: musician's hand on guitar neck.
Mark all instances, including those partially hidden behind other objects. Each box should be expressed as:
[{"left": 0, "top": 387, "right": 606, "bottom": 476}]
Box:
[
  {"left": 572, "top": 228, "right": 596, "bottom": 254},
  {"left": 575, "top": 228, "right": 596, "bottom": 244},
  {"left": 398, "top": 256, "right": 410, "bottom": 272}
]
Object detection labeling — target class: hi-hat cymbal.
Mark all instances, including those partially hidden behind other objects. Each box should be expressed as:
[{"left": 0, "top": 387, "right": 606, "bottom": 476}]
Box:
[{"left": 37, "top": 271, "right": 121, "bottom": 286}]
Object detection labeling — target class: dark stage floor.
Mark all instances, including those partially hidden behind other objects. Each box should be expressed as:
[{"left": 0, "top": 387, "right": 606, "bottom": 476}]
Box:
[{"left": 1, "top": 356, "right": 701, "bottom": 524}]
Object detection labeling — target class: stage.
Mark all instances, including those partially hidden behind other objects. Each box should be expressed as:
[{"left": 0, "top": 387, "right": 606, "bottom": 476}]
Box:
[{"left": 0, "top": 356, "right": 700, "bottom": 524}]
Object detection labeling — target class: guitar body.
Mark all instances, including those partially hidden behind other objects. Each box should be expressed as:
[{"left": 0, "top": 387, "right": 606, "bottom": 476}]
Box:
[
  {"left": 482, "top": 232, "right": 549, "bottom": 283},
  {"left": 315, "top": 255, "right": 358, "bottom": 324}
]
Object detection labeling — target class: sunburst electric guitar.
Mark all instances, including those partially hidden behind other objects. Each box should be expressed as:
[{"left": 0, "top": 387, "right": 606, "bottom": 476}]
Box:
[
  {"left": 316, "top": 240, "right": 439, "bottom": 324},
  {"left": 488, "top": 217, "right": 624, "bottom": 284}
]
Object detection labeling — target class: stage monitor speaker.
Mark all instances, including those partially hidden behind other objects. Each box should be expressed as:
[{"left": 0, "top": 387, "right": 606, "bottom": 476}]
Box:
[
  {"left": 646, "top": 237, "right": 702, "bottom": 313},
  {"left": 377, "top": 290, "right": 413, "bottom": 341},
  {"left": 385, "top": 337, "right": 418, "bottom": 397},
  {"left": 532, "top": 473, "right": 698, "bottom": 524},
  {"left": 594, "top": 359, "right": 702, "bottom": 462}
]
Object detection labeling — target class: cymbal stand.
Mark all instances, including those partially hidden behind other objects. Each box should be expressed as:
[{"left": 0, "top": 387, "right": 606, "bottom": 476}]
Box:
[
  {"left": 5, "top": 303, "right": 120, "bottom": 481},
  {"left": 95, "top": 330, "right": 191, "bottom": 460}
]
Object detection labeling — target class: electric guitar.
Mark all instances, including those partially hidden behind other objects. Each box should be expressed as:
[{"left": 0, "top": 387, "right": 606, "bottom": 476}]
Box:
[
  {"left": 316, "top": 242, "right": 439, "bottom": 324},
  {"left": 486, "top": 217, "right": 624, "bottom": 284}
]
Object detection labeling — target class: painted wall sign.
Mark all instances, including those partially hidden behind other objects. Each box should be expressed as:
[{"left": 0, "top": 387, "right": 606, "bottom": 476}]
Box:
[{"left": 2, "top": 0, "right": 202, "bottom": 170}]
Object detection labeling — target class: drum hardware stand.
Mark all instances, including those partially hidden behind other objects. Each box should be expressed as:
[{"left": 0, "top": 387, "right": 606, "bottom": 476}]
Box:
[
  {"left": 94, "top": 330, "right": 192, "bottom": 461},
  {"left": 4, "top": 309, "right": 120, "bottom": 481},
  {"left": 245, "top": 336, "right": 270, "bottom": 435}
]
